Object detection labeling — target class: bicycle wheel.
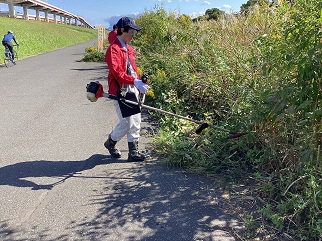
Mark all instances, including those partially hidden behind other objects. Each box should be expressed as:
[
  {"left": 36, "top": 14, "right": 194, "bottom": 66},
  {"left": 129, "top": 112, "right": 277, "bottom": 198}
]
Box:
[
  {"left": 4, "top": 57, "right": 12, "bottom": 67},
  {"left": 4, "top": 52, "right": 13, "bottom": 67}
]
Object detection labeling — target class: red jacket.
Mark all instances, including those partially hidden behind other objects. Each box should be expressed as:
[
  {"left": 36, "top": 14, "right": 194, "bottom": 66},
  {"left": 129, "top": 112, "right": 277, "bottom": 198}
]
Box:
[
  {"left": 108, "top": 30, "right": 117, "bottom": 44},
  {"left": 105, "top": 38, "right": 139, "bottom": 96}
]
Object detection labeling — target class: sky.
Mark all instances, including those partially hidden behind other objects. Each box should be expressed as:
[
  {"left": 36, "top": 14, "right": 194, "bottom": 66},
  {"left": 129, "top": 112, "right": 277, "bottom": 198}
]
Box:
[{"left": 0, "top": 0, "right": 248, "bottom": 29}]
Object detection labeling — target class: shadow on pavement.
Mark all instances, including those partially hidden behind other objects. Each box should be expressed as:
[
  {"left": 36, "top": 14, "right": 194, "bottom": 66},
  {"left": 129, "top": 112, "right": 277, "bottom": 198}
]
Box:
[
  {"left": 0, "top": 220, "right": 14, "bottom": 238},
  {"left": 70, "top": 66, "right": 107, "bottom": 71},
  {"left": 65, "top": 162, "right": 243, "bottom": 241},
  {"left": 71, "top": 64, "right": 108, "bottom": 83},
  {"left": 0, "top": 157, "right": 244, "bottom": 240},
  {"left": 0, "top": 154, "right": 121, "bottom": 190}
]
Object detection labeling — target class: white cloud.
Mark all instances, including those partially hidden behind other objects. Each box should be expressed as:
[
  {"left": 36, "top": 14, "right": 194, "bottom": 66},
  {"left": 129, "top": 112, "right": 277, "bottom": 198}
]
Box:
[
  {"left": 220, "top": 4, "right": 234, "bottom": 12},
  {"left": 221, "top": 4, "right": 231, "bottom": 10},
  {"left": 189, "top": 11, "right": 205, "bottom": 18},
  {"left": 104, "top": 13, "right": 142, "bottom": 29},
  {"left": 130, "top": 12, "right": 140, "bottom": 16},
  {"left": 202, "top": 1, "right": 211, "bottom": 5}
]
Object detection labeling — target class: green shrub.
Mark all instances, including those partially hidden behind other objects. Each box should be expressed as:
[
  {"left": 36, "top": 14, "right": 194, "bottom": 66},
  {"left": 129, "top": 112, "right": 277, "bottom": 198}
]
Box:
[
  {"left": 82, "top": 46, "right": 104, "bottom": 62},
  {"left": 85, "top": 45, "right": 97, "bottom": 53}
]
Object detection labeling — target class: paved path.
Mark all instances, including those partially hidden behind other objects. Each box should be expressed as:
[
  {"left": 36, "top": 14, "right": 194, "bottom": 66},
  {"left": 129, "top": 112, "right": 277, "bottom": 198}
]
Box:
[{"left": 0, "top": 40, "right": 243, "bottom": 240}]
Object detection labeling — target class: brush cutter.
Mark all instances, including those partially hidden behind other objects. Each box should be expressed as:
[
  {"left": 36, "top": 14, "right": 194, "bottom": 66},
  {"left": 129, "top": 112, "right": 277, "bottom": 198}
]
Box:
[
  {"left": 110, "top": 95, "right": 247, "bottom": 139},
  {"left": 86, "top": 81, "right": 246, "bottom": 139}
]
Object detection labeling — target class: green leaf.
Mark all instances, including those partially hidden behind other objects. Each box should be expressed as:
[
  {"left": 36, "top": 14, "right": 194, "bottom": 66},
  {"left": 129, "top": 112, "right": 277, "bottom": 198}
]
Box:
[
  {"left": 273, "top": 100, "right": 287, "bottom": 113},
  {"left": 308, "top": 48, "right": 315, "bottom": 59},
  {"left": 184, "top": 154, "right": 192, "bottom": 160},
  {"left": 286, "top": 106, "right": 296, "bottom": 115},
  {"left": 298, "top": 100, "right": 313, "bottom": 110},
  {"left": 315, "top": 109, "right": 322, "bottom": 116},
  {"left": 285, "top": 53, "right": 293, "bottom": 61},
  {"left": 275, "top": 113, "right": 285, "bottom": 122}
]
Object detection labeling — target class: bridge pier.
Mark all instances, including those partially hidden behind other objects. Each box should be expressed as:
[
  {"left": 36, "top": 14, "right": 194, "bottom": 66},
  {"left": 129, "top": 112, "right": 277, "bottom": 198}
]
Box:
[
  {"left": 23, "top": 5, "right": 29, "bottom": 20},
  {"left": 7, "top": 0, "right": 15, "bottom": 18}
]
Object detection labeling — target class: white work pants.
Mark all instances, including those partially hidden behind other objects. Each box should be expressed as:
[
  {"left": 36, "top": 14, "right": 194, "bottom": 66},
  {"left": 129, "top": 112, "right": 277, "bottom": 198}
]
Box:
[{"left": 110, "top": 100, "right": 141, "bottom": 143}]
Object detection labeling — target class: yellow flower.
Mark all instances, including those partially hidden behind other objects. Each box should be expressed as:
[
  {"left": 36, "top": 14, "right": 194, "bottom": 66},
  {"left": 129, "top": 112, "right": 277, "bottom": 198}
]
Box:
[
  {"left": 146, "top": 89, "right": 156, "bottom": 99},
  {"left": 137, "top": 67, "right": 143, "bottom": 77}
]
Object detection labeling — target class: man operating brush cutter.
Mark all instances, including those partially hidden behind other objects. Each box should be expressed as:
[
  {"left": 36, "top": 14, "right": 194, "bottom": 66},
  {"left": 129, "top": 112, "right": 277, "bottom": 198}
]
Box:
[
  {"left": 95, "top": 16, "right": 149, "bottom": 162},
  {"left": 87, "top": 80, "right": 247, "bottom": 142},
  {"left": 86, "top": 20, "right": 246, "bottom": 152}
]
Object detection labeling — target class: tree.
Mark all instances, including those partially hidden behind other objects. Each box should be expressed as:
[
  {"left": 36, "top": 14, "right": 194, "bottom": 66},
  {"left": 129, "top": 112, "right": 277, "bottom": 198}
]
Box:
[
  {"left": 240, "top": 0, "right": 270, "bottom": 13},
  {"left": 205, "top": 8, "right": 225, "bottom": 21}
]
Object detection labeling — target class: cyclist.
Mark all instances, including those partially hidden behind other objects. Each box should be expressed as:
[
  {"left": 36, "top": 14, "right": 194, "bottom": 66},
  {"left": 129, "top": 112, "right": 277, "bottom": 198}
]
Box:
[{"left": 2, "top": 30, "right": 19, "bottom": 64}]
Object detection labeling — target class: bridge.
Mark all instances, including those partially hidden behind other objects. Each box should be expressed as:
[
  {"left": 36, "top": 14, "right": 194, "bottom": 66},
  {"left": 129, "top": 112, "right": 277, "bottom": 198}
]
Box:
[{"left": 0, "top": 0, "right": 94, "bottom": 28}]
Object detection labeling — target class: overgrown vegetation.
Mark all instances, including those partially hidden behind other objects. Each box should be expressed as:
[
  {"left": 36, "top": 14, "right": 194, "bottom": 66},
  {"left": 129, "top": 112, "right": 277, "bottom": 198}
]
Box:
[
  {"left": 0, "top": 17, "right": 96, "bottom": 59},
  {"left": 81, "top": 45, "right": 104, "bottom": 62},
  {"left": 129, "top": 1, "right": 321, "bottom": 240}
]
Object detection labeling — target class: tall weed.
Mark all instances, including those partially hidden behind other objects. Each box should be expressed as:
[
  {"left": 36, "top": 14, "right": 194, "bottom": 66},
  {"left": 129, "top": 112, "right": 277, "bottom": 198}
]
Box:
[
  {"left": 134, "top": 1, "right": 321, "bottom": 239},
  {"left": 250, "top": 0, "right": 322, "bottom": 238}
]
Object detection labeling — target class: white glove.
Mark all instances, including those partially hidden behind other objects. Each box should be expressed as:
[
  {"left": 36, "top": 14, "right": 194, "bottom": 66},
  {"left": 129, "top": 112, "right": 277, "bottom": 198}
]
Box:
[{"left": 134, "top": 79, "right": 149, "bottom": 94}]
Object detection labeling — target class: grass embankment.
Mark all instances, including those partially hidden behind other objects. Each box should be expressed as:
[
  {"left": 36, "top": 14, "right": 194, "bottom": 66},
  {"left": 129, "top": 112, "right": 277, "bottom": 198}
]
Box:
[
  {"left": 131, "top": 1, "right": 321, "bottom": 240},
  {"left": 0, "top": 17, "right": 97, "bottom": 59}
]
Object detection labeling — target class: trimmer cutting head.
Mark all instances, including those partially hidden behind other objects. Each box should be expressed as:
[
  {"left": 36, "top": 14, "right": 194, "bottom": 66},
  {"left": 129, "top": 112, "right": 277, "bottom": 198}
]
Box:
[{"left": 195, "top": 123, "right": 209, "bottom": 134}]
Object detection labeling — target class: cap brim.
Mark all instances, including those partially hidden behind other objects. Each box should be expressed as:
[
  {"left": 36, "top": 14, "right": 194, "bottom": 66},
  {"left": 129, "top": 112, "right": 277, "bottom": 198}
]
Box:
[{"left": 131, "top": 24, "right": 142, "bottom": 31}]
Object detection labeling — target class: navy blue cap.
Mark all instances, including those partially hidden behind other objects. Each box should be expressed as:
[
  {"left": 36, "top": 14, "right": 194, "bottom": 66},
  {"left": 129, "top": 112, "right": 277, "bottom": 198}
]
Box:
[{"left": 116, "top": 17, "right": 142, "bottom": 31}]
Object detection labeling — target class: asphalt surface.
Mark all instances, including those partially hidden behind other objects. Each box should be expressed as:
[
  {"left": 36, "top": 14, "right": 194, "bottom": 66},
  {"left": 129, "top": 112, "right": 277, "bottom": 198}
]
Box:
[{"left": 0, "top": 40, "right": 243, "bottom": 241}]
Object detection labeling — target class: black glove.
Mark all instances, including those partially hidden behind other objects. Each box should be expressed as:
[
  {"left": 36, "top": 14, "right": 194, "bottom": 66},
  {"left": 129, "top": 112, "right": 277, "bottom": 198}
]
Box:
[{"left": 141, "top": 74, "right": 149, "bottom": 84}]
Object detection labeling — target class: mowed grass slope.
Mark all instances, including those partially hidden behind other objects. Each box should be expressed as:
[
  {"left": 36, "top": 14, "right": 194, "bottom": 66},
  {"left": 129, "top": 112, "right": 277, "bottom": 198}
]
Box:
[{"left": 0, "top": 17, "right": 97, "bottom": 59}]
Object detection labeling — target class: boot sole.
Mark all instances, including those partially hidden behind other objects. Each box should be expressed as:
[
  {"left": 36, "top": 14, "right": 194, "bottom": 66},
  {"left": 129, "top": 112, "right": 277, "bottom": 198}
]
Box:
[
  {"left": 104, "top": 142, "right": 121, "bottom": 158},
  {"left": 127, "top": 158, "right": 145, "bottom": 162},
  {"left": 127, "top": 155, "right": 146, "bottom": 162}
]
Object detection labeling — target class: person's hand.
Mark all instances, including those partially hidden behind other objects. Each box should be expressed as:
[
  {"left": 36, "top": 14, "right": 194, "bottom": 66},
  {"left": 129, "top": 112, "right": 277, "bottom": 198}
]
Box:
[{"left": 134, "top": 79, "right": 149, "bottom": 94}]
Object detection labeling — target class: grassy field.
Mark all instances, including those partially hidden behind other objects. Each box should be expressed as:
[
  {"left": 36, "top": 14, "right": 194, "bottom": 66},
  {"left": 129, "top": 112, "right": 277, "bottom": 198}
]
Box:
[{"left": 0, "top": 17, "right": 97, "bottom": 59}]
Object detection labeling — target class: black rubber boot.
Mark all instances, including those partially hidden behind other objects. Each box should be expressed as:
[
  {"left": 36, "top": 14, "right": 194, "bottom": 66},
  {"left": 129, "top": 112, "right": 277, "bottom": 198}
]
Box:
[
  {"left": 127, "top": 141, "right": 146, "bottom": 162},
  {"left": 104, "top": 135, "right": 121, "bottom": 158}
]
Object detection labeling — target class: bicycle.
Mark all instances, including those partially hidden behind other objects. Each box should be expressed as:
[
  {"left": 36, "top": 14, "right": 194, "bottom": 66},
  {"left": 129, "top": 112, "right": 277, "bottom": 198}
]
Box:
[{"left": 4, "top": 44, "right": 18, "bottom": 67}]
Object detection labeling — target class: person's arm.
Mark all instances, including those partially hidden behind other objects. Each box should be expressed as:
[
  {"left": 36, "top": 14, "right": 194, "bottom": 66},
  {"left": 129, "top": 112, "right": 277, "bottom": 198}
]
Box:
[
  {"left": 106, "top": 44, "right": 135, "bottom": 86},
  {"left": 105, "top": 43, "right": 149, "bottom": 94},
  {"left": 13, "top": 36, "right": 19, "bottom": 46}
]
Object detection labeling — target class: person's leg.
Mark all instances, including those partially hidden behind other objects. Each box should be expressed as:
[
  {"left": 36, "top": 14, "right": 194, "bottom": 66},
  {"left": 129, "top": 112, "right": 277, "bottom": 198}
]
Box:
[
  {"left": 104, "top": 100, "right": 130, "bottom": 158},
  {"left": 126, "top": 113, "right": 141, "bottom": 142},
  {"left": 7, "top": 43, "right": 14, "bottom": 60},
  {"left": 127, "top": 113, "right": 147, "bottom": 162},
  {"left": 3, "top": 43, "right": 7, "bottom": 58},
  {"left": 110, "top": 100, "right": 131, "bottom": 141},
  {"left": 2, "top": 42, "right": 9, "bottom": 58}
]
